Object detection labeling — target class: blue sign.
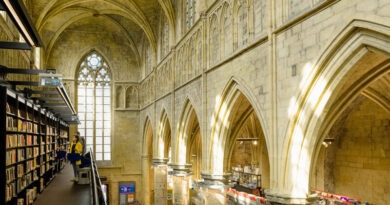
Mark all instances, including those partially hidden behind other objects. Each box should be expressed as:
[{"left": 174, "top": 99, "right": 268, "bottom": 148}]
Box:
[{"left": 119, "top": 184, "right": 135, "bottom": 194}]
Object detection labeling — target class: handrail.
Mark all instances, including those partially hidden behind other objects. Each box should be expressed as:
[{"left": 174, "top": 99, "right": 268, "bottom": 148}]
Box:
[{"left": 88, "top": 148, "right": 107, "bottom": 205}]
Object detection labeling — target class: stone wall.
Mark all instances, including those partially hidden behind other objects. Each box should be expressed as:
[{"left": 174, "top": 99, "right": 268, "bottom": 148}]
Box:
[{"left": 333, "top": 97, "right": 390, "bottom": 204}]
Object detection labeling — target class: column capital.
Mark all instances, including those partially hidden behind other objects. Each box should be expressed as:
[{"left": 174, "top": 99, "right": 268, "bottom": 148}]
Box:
[
  {"left": 152, "top": 158, "right": 169, "bottom": 166},
  {"left": 169, "top": 163, "right": 192, "bottom": 176},
  {"left": 199, "top": 172, "right": 233, "bottom": 188}
]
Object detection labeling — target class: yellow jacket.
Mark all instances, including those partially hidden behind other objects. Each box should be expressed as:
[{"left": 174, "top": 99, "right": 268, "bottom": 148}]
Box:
[{"left": 69, "top": 141, "right": 83, "bottom": 165}]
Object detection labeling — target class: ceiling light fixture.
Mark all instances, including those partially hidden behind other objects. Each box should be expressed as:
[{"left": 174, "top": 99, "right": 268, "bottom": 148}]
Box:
[{"left": 1, "top": 0, "right": 42, "bottom": 47}]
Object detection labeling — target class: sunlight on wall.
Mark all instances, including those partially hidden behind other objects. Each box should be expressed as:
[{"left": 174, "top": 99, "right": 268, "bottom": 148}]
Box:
[
  {"left": 210, "top": 95, "right": 221, "bottom": 128},
  {"left": 308, "top": 77, "right": 327, "bottom": 110},
  {"left": 288, "top": 96, "right": 298, "bottom": 119},
  {"left": 291, "top": 143, "right": 310, "bottom": 197},
  {"left": 315, "top": 90, "right": 331, "bottom": 117},
  {"left": 157, "top": 121, "right": 163, "bottom": 157},
  {"left": 299, "top": 62, "right": 314, "bottom": 91},
  {"left": 178, "top": 133, "right": 187, "bottom": 164},
  {"left": 289, "top": 124, "right": 308, "bottom": 196},
  {"left": 214, "top": 100, "right": 232, "bottom": 174}
]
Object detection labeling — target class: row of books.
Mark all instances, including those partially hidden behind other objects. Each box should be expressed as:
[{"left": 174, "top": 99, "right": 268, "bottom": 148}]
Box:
[
  {"left": 46, "top": 126, "right": 58, "bottom": 135},
  {"left": 26, "top": 147, "right": 40, "bottom": 159},
  {"left": 17, "top": 164, "right": 24, "bottom": 178},
  {"left": 6, "top": 167, "right": 15, "bottom": 183},
  {"left": 6, "top": 182, "right": 16, "bottom": 201},
  {"left": 26, "top": 159, "right": 37, "bottom": 173},
  {"left": 6, "top": 116, "right": 17, "bottom": 131},
  {"left": 25, "top": 187, "right": 38, "bottom": 205},
  {"left": 27, "top": 135, "right": 39, "bottom": 146},
  {"left": 6, "top": 150, "right": 16, "bottom": 166},
  {"left": 6, "top": 134, "right": 40, "bottom": 148},
  {"left": 6, "top": 116, "right": 40, "bottom": 133},
  {"left": 18, "top": 149, "right": 25, "bottom": 161}
]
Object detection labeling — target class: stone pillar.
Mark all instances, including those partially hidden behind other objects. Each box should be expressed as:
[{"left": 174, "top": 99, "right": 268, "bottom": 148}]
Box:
[
  {"left": 169, "top": 164, "right": 192, "bottom": 205},
  {"left": 153, "top": 158, "right": 169, "bottom": 205},
  {"left": 142, "top": 155, "right": 152, "bottom": 205},
  {"left": 195, "top": 173, "right": 232, "bottom": 205}
]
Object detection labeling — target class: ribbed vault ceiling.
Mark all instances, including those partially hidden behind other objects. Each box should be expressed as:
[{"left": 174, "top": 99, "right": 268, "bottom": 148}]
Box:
[{"left": 29, "top": 0, "right": 170, "bottom": 65}]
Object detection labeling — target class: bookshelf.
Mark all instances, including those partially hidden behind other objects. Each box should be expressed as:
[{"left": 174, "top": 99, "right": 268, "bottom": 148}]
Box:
[{"left": 0, "top": 86, "right": 70, "bottom": 205}]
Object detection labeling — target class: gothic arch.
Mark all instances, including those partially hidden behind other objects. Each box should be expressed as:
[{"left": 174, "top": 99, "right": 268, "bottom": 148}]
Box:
[
  {"left": 172, "top": 98, "right": 201, "bottom": 166},
  {"left": 155, "top": 109, "right": 172, "bottom": 160},
  {"left": 282, "top": 20, "right": 390, "bottom": 199},
  {"left": 116, "top": 85, "right": 124, "bottom": 108},
  {"left": 141, "top": 117, "right": 154, "bottom": 205},
  {"left": 208, "top": 77, "right": 270, "bottom": 176}
]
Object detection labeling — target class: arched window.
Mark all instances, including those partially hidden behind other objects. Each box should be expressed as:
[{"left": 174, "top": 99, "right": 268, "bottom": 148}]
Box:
[{"left": 77, "top": 51, "right": 111, "bottom": 161}]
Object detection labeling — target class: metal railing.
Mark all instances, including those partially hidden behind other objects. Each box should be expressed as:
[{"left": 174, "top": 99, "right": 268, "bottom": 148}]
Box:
[{"left": 88, "top": 148, "right": 107, "bottom": 205}]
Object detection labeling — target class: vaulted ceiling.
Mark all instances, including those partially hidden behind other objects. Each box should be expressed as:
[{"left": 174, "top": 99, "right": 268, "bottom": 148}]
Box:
[{"left": 26, "top": 0, "right": 176, "bottom": 66}]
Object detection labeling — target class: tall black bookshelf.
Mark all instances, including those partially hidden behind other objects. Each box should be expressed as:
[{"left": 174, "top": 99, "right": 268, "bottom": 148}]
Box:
[{"left": 0, "top": 86, "right": 70, "bottom": 205}]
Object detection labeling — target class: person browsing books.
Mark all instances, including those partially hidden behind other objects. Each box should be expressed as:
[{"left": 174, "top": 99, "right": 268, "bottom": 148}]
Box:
[{"left": 68, "top": 134, "right": 83, "bottom": 182}]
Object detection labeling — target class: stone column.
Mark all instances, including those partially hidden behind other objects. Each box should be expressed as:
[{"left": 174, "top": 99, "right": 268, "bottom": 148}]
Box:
[
  {"left": 141, "top": 155, "right": 152, "bottom": 205},
  {"left": 153, "top": 158, "right": 169, "bottom": 205},
  {"left": 169, "top": 164, "right": 192, "bottom": 205}
]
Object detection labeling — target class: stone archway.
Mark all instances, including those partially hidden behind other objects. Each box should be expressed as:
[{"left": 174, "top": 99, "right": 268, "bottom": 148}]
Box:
[
  {"left": 279, "top": 20, "right": 390, "bottom": 204},
  {"left": 142, "top": 118, "right": 154, "bottom": 205},
  {"left": 171, "top": 99, "right": 202, "bottom": 204},
  {"left": 204, "top": 78, "right": 270, "bottom": 204}
]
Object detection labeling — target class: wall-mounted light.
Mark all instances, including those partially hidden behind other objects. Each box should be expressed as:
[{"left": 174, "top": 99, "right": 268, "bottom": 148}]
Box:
[
  {"left": 322, "top": 138, "right": 334, "bottom": 148},
  {"left": 237, "top": 138, "right": 259, "bottom": 145}
]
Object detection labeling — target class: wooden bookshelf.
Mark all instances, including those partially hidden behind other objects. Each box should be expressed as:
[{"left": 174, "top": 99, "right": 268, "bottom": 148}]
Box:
[{"left": 0, "top": 86, "right": 70, "bottom": 204}]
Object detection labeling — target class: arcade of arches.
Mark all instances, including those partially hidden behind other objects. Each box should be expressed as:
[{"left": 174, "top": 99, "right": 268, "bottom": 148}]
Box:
[{"left": 0, "top": 0, "right": 389, "bottom": 204}]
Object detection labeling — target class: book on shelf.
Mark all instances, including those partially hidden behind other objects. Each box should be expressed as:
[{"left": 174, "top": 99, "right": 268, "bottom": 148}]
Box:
[
  {"left": 6, "top": 150, "right": 16, "bottom": 166},
  {"left": 26, "top": 134, "right": 32, "bottom": 146},
  {"left": 27, "top": 122, "right": 33, "bottom": 133},
  {"left": 34, "top": 147, "right": 39, "bottom": 157},
  {"left": 17, "top": 164, "right": 24, "bottom": 178},
  {"left": 33, "top": 170, "right": 39, "bottom": 181},
  {"left": 6, "top": 182, "right": 16, "bottom": 201},
  {"left": 17, "top": 198, "right": 24, "bottom": 205},
  {"left": 18, "top": 120, "right": 27, "bottom": 132},
  {"left": 6, "top": 167, "right": 15, "bottom": 183},
  {"left": 40, "top": 178, "right": 44, "bottom": 192},
  {"left": 6, "top": 116, "right": 17, "bottom": 131},
  {"left": 6, "top": 102, "right": 11, "bottom": 113},
  {"left": 26, "top": 111, "right": 33, "bottom": 121},
  {"left": 6, "top": 134, "right": 17, "bottom": 148},
  {"left": 17, "top": 149, "right": 25, "bottom": 162},
  {"left": 26, "top": 159, "right": 36, "bottom": 172},
  {"left": 17, "top": 134, "right": 25, "bottom": 147},
  {"left": 27, "top": 148, "right": 33, "bottom": 159},
  {"left": 33, "top": 123, "right": 38, "bottom": 133}
]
